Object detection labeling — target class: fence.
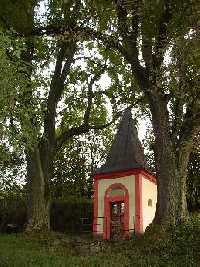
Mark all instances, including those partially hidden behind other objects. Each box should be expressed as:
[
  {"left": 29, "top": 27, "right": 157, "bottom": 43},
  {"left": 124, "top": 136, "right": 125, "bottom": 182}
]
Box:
[{"left": 92, "top": 216, "right": 135, "bottom": 236}]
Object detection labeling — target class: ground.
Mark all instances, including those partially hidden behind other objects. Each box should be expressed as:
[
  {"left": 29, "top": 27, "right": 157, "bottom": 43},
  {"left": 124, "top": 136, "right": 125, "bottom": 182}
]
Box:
[{"left": 0, "top": 215, "right": 200, "bottom": 267}]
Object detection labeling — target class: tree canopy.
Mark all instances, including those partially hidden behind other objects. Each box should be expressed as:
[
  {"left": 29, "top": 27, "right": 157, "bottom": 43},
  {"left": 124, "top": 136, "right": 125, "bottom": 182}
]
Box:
[{"left": 0, "top": 0, "right": 199, "bottom": 231}]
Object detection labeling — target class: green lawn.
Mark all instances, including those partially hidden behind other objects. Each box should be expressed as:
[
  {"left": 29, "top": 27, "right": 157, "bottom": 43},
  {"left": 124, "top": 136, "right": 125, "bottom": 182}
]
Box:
[{"left": 0, "top": 216, "right": 200, "bottom": 266}]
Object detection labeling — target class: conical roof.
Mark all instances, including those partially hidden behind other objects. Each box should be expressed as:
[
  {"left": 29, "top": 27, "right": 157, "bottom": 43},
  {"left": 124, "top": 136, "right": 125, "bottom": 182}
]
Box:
[{"left": 95, "top": 108, "right": 146, "bottom": 174}]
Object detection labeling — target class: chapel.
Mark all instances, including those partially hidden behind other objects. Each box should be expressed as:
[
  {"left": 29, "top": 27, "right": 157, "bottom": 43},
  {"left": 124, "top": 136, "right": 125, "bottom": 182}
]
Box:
[{"left": 93, "top": 108, "right": 157, "bottom": 239}]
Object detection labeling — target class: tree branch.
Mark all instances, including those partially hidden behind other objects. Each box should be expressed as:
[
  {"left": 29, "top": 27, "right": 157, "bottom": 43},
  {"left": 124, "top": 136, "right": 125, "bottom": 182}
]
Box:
[
  {"left": 83, "top": 64, "right": 107, "bottom": 125},
  {"left": 115, "top": 0, "right": 129, "bottom": 41},
  {"left": 141, "top": 35, "right": 152, "bottom": 69},
  {"left": 115, "top": 0, "right": 149, "bottom": 93},
  {"left": 43, "top": 40, "right": 76, "bottom": 146},
  {"left": 56, "top": 107, "right": 129, "bottom": 151},
  {"left": 153, "top": 0, "right": 173, "bottom": 68},
  {"left": 19, "top": 23, "right": 123, "bottom": 51},
  {"left": 115, "top": 0, "right": 140, "bottom": 63},
  {"left": 178, "top": 103, "right": 200, "bottom": 153}
]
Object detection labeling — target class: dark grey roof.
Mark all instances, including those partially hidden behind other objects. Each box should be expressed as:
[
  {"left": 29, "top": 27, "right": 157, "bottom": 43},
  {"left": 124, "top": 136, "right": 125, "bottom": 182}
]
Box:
[{"left": 95, "top": 108, "right": 146, "bottom": 174}]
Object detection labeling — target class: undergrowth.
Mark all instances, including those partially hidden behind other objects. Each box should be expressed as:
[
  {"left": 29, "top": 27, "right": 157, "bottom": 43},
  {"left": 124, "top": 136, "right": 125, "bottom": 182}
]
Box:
[{"left": 0, "top": 215, "right": 199, "bottom": 266}]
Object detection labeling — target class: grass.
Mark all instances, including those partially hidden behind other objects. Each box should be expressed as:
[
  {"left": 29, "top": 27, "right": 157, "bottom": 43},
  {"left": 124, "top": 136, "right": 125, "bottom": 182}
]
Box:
[{"left": 0, "top": 215, "right": 200, "bottom": 267}]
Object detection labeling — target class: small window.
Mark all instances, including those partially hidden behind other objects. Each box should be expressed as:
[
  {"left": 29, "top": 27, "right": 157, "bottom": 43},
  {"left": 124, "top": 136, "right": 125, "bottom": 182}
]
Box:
[{"left": 148, "top": 199, "right": 153, "bottom": 207}]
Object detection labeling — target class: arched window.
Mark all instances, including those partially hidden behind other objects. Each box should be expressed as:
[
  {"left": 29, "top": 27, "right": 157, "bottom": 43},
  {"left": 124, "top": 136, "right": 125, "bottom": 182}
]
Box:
[{"left": 148, "top": 199, "right": 153, "bottom": 207}]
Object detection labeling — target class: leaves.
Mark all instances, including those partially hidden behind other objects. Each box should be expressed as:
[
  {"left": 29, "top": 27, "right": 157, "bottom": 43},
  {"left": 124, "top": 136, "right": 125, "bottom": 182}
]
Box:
[
  {"left": 0, "top": 0, "right": 37, "bottom": 34},
  {"left": 0, "top": 0, "right": 199, "bottom": 222}
]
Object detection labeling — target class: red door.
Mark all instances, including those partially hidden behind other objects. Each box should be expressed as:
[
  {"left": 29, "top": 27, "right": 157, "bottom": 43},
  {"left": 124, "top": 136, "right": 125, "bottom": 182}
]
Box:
[{"left": 110, "top": 202, "right": 125, "bottom": 239}]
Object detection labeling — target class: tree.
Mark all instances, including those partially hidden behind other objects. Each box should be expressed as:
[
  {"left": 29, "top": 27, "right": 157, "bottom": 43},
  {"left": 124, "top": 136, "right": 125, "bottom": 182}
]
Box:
[
  {"left": 99, "top": 0, "right": 199, "bottom": 225},
  {"left": 143, "top": 127, "right": 200, "bottom": 212},
  {"left": 0, "top": 0, "right": 125, "bottom": 231},
  {"left": 78, "top": 0, "right": 199, "bottom": 225},
  {"left": 1, "top": 0, "right": 199, "bottom": 230}
]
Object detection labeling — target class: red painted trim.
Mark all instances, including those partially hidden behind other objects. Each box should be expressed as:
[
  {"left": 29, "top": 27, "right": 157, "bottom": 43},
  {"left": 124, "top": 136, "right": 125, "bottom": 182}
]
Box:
[
  {"left": 109, "top": 195, "right": 124, "bottom": 203},
  {"left": 103, "top": 183, "right": 129, "bottom": 240},
  {"left": 140, "top": 170, "right": 156, "bottom": 185},
  {"left": 93, "top": 169, "right": 155, "bottom": 237},
  {"left": 94, "top": 168, "right": 156, "bottom": 184},
  {"left": 93, "top": 179, "right": 98, "bottom": 233},
  {"left": 135, "top": 174, "right": 143, "bottom": 234}
]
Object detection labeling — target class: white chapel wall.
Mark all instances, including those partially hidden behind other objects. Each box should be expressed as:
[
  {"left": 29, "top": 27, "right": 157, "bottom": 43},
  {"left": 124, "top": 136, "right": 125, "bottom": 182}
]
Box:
[
  {"left": 141, "top": 176, "right": 157, "bottom": 231},
  {"left": 97, "top": 175, "right": 135, "bottom": 233}
]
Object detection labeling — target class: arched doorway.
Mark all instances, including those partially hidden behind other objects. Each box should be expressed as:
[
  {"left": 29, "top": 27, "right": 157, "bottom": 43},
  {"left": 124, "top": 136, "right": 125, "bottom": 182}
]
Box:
[{"left": 103, "top": 183, "right": 129, "bottom": 239}]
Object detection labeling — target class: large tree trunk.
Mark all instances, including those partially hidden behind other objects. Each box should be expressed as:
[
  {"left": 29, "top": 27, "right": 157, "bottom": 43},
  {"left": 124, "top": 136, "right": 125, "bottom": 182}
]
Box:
[
  {"left": 26, "top": 141, "right": 52, "bottom": 232},
  {"left": 149, "top": 94, "right": 189, "bottom": 225},
  {"left": 154, "top": 155, "right": 188, "bottom": 225}
]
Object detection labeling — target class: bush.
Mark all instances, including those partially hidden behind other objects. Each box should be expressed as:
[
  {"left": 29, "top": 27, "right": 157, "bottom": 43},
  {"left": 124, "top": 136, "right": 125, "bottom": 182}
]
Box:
[
  {"left": 0, "top": 196, "right": 93, "bottom": 234},
  {"left": 50, "top": 198, "right": 93, "bottom": 233},
  {"left": 0, "top": 194, "right": 27, "bottom": 232}
]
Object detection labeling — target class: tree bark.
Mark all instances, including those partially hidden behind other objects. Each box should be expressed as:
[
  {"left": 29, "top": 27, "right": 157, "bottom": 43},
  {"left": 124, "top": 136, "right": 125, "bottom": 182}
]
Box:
[
  {"left": 148, "top": 90, "right": 189, "bottom": 225},
  {"left": 153, "top": 152, "right": 189, "bottom": 225},
  {"left": 26, "top": 141, "right": 52, "bottom": 232}
]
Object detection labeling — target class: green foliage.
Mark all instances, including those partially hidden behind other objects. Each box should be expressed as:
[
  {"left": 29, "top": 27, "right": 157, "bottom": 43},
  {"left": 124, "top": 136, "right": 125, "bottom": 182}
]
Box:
[
  {"left": 0, "top": 31, "right": 46, "bottom": 155},
  {"left": 52, "top": 139, "right": 91, "bottom": 199},
  {"left": 0, "top": 0, "right": 37, "bottom": 33},
  {"left": 0, "top": 215, "right": 200, "bottom": 266},
  {"left": 187, "top": 137, "right": 200, "bottom": 211},
  {"left": 0, "top": 186, "right": 26, "bottom": 232},
  {"left": 51, "top": 198, "right": 92, "bottom": 233},
  {"left": 0, "top": 193, "right": 92, "bottom": 234},
  {"left": 52, "top": 128, "right": 113, "bottom": 199}
]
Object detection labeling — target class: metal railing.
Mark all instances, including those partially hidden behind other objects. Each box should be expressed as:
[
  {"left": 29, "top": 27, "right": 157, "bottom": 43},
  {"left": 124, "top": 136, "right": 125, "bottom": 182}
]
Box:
[{"left": 92, "top": 216, "right": 135, "bottom": 235}]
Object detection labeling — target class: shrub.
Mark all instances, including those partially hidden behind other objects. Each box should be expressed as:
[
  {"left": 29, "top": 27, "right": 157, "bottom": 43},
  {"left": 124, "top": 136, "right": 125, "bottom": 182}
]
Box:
[
  {"left": 0, "top": 196, "right": 93, "bottom": 233},
  {"left": 50, "top": 198, "right": 93, "bottom": 233}
]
